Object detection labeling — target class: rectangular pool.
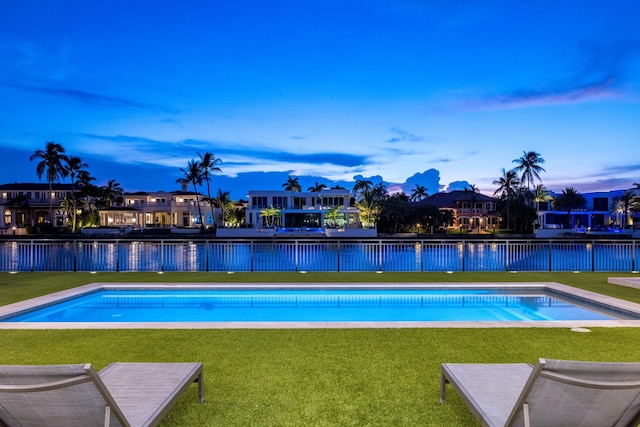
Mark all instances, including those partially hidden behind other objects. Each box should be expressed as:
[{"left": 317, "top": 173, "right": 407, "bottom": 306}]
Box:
[{"left": 2, "top": 282, "right": 640, "bottom": 327}]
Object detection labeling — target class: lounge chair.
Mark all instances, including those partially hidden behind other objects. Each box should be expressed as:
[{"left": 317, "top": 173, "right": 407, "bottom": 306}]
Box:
[
  {"left": 0, "top": 362, "right": 203, "bottom": 427},
  {"left": 440, "top": 358, "right": 640, "bottom": 427}
]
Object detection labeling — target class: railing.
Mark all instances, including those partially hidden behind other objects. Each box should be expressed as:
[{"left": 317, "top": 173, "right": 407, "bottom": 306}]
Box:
[{"left": 0, "top": 239, "right": 637, "bottom": 273}]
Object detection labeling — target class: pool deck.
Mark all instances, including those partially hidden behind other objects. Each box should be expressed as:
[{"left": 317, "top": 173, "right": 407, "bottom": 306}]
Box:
[
  {"left": 2, "top": 281, "right": 640, "bottom": 329},
  {"left": 608, "top": 277, "right": 640, "bottom": 290}
]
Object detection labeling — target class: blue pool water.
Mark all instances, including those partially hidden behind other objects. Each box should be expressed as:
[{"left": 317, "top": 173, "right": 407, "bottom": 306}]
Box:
[{"left": 3, "top": 289, "right": 627, "bottom": 322}]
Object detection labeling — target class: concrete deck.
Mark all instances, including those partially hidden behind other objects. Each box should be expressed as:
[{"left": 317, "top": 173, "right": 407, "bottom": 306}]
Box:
[
  {"left": 2, "top": 282, "right": 640, "bottom": 329},
  {"left": 608, "top": 277, "right": 640, "bottom": 290}
]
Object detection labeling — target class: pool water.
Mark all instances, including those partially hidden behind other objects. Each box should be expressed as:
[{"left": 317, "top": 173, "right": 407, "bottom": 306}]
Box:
[{"left": 3, "top": 289, "right": 625, "bottom": 323}]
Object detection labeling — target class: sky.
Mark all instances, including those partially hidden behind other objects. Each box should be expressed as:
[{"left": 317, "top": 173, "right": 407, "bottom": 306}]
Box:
[{"left": 1, "top": 0, "right": 639, "bottom": 200}]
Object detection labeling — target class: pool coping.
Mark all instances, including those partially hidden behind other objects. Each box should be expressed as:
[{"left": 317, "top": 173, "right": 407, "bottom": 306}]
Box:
[{"left": 2, "top": 282, "right": 640, "bottom": 329}]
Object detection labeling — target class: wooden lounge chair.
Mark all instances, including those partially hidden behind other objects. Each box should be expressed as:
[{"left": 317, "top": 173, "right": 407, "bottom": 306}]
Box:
[
  {"left": 440, "top": 358, "right": 640, "bottom": 427},
  {"left": 0, "top": 362, "right": 203, "bottom": 427}
]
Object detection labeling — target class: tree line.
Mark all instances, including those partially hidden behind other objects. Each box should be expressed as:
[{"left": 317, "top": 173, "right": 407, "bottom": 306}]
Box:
[
  {"left": 21, "top": 142, "right": 640, "bottom": 234},
  {"left": 26, "top": 141, "right": 124, "bottom": 232}
]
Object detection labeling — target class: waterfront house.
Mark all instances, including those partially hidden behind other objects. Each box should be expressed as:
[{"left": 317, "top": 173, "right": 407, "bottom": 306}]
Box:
[
  {"left": 536, "top": 187, "right": 640, "bottom": 237},
  {"left": 98, "top": 190, "right": 216, "bottom": 229},
  {"left": 418, "top": 190, "right": 500, "bottom": 232},
  {"left": 214, "top": 188, "right": 375, "bottom": 238},
  {"left": 0, "top": 183, "right": 79, "bottom": 234}
]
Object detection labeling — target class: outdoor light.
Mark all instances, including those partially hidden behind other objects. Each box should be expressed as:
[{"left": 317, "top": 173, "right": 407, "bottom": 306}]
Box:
[
  {"left": 9, "top": 271, "right": 17, "bottom": 274},
  {"left": 157, "top": 271, "right": 164, "bottom": 274}
]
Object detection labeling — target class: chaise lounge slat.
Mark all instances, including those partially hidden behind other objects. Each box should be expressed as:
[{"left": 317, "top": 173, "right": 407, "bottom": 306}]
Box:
[
  {"left": 441, "top": 363, "right": 532, "bottom": 427},
  {"left": 441, "top": 358, "right": 640, "bottom": 427},
  {"left": 0, "top": 362, "right": 203, "bottom": 427},
  {"left": 99, "top": 362, "right": 204, "bottom": 427}
]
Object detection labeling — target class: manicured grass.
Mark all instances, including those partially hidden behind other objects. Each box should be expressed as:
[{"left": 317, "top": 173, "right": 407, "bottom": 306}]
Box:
[{"left": 2, "top": 272, "right": 640, "bottom": 426}]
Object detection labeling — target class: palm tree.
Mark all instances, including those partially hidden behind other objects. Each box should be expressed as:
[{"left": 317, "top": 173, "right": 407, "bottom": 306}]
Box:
[
  {"left": 533, "top": 184, "right": 553, "bottom": 226},
  {"left": 64, "top": 156, "right": 88, "bottom": 233},
  {"left": 100, "top": 179, "right": 124, "bottom": 208},
  {"left": 29, "top": 141, "right": 69, "bottom": 224},
  {"left": 259, "top": 205, "right": 281, "bottom": 228},
  {"left": 177, "top": 160, "right": 204, "bottom": 228},
  {"left": 352, "top": 179, "right": 373, "bottom": 199},
  {"left": 324, "top": 205, "right": 342, "bottom": 228},
  {"left": 493, "top": 168, "right": 520, "bottom": 230},
  {"left": 409, "top": 184, "right": 428, "bottom": 202},
  {"left": 211, "top": 189, "right": 233, "bottom": 228},
  {"left": 611, "top": 190, "right": 640, "bottom": 229},
  {"left": 512, "top": 151, "right": 545, "bottom": 191},
  {"left": 553, "top": 187, "right": 586, "bottom": 229},
  {"left": 58, "top": 196, "right": 74, "bottom": 228},
  {"left": 307, "top": 182, "right": 327, "bottom": 192},
  {"left": 355, "top": 189, "right": 381, "bottom": 228},
  {"left": 76, "top": 170, "right": 99, "bottom": 215},
  {"left": 282, "top": 176, "right": 301, "bottom": 192},
  {"left": 198, "top": 152, "right": 222, "bottom": 228}
]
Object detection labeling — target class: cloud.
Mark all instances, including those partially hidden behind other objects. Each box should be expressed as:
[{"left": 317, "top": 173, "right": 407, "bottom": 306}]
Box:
[
  {"left": 76, "top": 134, "right": 370, "bottom": 171},
  {"left": 462, "top": 78, "right": 618, "bottom": 111},
  {"left": 446, "top": 181, "right": 472, "bottom": 192},
  {"left": 456, "top": 39, "right": 639, "bottom": 111},
  {"left": 600, "top": 163, "right": 640, "bottom": 175},
  {"left": 402, "top": 169, "right": 443, "bottom": 195},
  {"left": 6, "top": 83, "right": 150, "bottom": 109},
  {"left": 262, "top": 151, "right": 367, "bottom": 167},
  {"left": 386, "top": 126, "right": 424, "bottom": 143}
]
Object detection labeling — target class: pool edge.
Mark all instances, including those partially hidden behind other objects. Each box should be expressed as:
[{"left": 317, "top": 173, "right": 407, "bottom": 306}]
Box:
[{"left": 2, "top": 281, "right": 640, "bottom": 329}]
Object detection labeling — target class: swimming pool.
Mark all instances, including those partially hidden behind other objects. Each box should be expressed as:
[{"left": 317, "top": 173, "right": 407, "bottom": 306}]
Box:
[{"left": 2, "top": 282, "right": 640, "bottom": 328}]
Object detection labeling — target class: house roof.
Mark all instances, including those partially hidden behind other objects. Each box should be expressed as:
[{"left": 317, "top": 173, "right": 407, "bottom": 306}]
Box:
[
  {"left": 124, "top": 190, "right": 200, "bottom": 196},
  {"left": 417, "top": 190, "right": 498, "bottom": 209},
  {"left": 0, "top": 182, "right": 76, "bottom": 191},
  {"left": 99, "top": 206, "right": 141, "bottom": 212}
]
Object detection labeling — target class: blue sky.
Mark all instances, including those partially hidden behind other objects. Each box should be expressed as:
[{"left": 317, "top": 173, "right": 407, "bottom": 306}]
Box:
[{"left": 1, "top": 0, "right": 639, "bottom": 199}]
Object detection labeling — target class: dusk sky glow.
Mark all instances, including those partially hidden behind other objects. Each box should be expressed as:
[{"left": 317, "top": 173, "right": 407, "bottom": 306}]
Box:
[{"left": 1, "top": 0, "right": 639, "bottom": 199}]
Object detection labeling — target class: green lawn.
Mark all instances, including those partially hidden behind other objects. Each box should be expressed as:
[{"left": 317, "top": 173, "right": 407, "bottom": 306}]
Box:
[{"left": 2, "top": 272, "right": 640, "bottom": 426}]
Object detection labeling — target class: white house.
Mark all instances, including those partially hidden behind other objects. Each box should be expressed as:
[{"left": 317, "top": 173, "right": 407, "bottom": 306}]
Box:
[
  {"left": 98, "top": 190, "right": 218, "bottom": 229},
  {"left": 215, "top": 188, "right": 376, "bottom": 238},
  {"left": 536, "top": 187, "right": 640, "bottom": 237}
]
